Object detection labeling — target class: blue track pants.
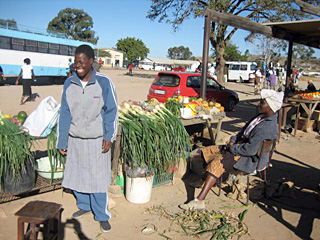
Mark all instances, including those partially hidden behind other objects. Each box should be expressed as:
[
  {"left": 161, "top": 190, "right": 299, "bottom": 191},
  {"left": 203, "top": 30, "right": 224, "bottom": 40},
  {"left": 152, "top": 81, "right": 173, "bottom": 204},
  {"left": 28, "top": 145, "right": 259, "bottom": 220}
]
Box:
[{"left": 73, "top": 191, "right": 111, "bottom": 222}]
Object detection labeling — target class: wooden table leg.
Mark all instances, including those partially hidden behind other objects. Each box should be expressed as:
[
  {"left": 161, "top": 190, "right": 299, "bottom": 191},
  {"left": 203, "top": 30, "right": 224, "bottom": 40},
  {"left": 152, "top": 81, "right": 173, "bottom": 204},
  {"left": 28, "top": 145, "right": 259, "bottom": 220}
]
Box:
[
  {"left": 215, "top": 118, "right": 223, "bottom": 144},
  {"left": 17, "top": 218, "right": 24, "bottom": 240},
  {"left": 278, "top": 108, "right": 283, "bottom": 139},
  {"left": 293, "top": 105, "right": 300, "bottom": 136},
  {"left": 206, "top": 119, "right": 215, "bottom": 145}
]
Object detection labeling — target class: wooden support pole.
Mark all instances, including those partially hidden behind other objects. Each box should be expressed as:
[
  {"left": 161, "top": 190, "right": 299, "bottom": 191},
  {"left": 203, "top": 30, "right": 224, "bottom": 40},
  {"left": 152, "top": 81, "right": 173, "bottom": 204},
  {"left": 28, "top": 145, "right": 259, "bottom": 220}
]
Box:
[
  {"left": 200, "top": 11, "right": 211, "bottom": 100},
  {"left": 111, "top": 126, "right": 122, "bottom": 185},
  {"left": 285, "top": 39, "right": 293, "bottom": 101}
]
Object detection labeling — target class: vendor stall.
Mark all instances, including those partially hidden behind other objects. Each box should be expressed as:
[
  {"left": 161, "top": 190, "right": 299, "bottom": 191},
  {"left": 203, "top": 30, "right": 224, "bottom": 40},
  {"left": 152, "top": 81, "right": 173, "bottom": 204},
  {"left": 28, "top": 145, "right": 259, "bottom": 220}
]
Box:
[
  {"left": 0, "top": 97, "right": 227, "bottom": 203},
  {"left": 287, "top": 94, "right": 320, "bottom": 132}
]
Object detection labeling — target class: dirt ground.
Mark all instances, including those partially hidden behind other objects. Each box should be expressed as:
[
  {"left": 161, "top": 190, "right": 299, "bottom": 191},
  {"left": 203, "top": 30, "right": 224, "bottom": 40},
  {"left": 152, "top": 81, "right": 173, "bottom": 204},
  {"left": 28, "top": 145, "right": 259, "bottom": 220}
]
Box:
[{"left": 0, "top": 68, "right": 319, "bottom": 240}]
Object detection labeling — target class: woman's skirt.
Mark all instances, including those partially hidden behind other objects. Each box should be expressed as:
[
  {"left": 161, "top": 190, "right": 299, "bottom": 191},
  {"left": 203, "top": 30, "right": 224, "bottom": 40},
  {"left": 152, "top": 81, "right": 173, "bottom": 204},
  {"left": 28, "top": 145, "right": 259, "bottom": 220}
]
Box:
[
  {"left": 201, "top": 145, "right": 241, "bottom": 179},
  {"left": 22, "top": 79, "right": 32, "bottom": 96},
  {"left": 62, "top": 136, "right": 112, "bottom": 193}
]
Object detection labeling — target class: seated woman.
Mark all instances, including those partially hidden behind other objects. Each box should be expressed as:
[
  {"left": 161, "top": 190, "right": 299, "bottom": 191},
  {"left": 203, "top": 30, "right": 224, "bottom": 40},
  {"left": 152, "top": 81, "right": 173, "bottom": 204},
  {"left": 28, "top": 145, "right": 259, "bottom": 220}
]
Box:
[{"left": 180, "top": 89, "right": 284, "bottom": 210}]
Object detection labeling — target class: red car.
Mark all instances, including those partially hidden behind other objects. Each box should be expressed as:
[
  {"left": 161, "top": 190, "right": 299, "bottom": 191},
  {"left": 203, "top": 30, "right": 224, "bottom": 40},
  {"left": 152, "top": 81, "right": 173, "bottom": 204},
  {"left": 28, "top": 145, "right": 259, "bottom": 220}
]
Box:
[
  {"left": 147, "top": 72, "right": 239, "bottom": 111},
  {"left": 172, "top": 66, "right": 186, "bottom": 72}
]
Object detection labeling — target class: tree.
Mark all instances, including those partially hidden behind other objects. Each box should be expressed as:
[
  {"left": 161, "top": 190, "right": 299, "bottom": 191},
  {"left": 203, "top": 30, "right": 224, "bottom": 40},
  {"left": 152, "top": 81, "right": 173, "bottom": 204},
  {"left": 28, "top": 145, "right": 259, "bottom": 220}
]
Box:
[
  {"left": 245, "top": 33, "right": 287, "bottom": 67},
  {"left": 98, "top": 49, "right": 111, "bottom": 58},
  {"left": 0, "top": 19, "right": 17, "bottom": 29},
  {"left": 147, "top": 0, "right": 318, "bottom": 83},
  {"left": 223, "top": 42, "right": 247, "bottom": 61},
  {"left": 293, "top": 44, "right": 315, "bottom": 63},
  {"left": 116, "top": 37, "right": 149, "bottom": 63},
  {"left": 47, "top": 8, "right": 99, "bottom": 44},
  {"left": 167, "top": 46, "right": 193, "bottom": 59},
  {"left": 211, "top": 42, "right": 247, "bottom": 61}
]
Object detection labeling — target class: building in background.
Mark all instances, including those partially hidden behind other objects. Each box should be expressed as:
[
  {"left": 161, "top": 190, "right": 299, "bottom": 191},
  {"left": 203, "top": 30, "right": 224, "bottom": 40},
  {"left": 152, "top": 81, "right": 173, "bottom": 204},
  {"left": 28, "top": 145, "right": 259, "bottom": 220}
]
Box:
[{"left": 97, "top": 48, "right": 123, "bottom": 68}]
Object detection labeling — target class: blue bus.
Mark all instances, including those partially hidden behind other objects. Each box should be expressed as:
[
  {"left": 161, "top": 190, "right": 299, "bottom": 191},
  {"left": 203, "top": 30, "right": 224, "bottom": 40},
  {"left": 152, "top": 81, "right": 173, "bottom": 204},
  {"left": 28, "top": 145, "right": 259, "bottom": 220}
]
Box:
[{"left": 0, "top": 24, "right": 95, "bottom": 84}]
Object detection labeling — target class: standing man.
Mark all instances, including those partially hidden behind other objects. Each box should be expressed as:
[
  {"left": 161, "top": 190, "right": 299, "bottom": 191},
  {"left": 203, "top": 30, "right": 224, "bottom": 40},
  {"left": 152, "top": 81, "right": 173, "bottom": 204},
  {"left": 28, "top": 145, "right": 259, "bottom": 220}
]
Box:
[
  {"left": 129, "top": 63, "right": 133, "bottom": 76},
  {"left": 57, "top": 44, "right": 118, "bottom": 233}
]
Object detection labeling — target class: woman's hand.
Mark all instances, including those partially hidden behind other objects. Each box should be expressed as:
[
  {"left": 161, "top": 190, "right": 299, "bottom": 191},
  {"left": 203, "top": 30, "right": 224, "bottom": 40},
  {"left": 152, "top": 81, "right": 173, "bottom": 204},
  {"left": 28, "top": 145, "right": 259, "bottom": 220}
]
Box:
[
  {"left": 15, "top": 80, "right": 19, "bottom": 85},
  {"left": 102, "top": 140, "right": 112, "bottom": 153},
  {"left": 59, "top": 149, "right": 67, "bottom": 155}
]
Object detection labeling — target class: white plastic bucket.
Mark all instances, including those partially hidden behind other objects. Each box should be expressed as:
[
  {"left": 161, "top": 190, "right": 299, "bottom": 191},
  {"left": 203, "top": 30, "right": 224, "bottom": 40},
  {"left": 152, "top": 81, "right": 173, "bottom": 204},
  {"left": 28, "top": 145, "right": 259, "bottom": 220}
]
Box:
[{"left": 125, "top": 175, "right": 154, "bottom": 204}]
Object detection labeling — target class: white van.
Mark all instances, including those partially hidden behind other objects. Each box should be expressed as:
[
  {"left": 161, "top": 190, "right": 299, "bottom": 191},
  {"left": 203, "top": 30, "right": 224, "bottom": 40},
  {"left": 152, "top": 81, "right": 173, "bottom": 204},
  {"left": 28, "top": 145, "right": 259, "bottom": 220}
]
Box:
[
  {"left": 226, "top": 61, "right": 257, "bottom": 82},
  {"left": 139, "top": 61, "right": 153, "bottom": 70}
]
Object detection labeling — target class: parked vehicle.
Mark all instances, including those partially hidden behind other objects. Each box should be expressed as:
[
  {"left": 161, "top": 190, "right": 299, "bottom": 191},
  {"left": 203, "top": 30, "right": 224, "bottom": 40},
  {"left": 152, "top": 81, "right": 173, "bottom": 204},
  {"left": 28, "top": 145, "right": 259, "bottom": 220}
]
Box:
[
  {"left": 139, "top": 61, "right": 153, "bottom": 70},
  {"left": 147, "top": 72, "right": 239, "bottom": 111},
  {"left": 172, "top": 66, "right": 186, "bottom": 72},
  {"left": 0, "top": 24, "right": 95, "bottom": 85},
  {"left": 226, "top": 61, "right": 257, "bottom": 83}
]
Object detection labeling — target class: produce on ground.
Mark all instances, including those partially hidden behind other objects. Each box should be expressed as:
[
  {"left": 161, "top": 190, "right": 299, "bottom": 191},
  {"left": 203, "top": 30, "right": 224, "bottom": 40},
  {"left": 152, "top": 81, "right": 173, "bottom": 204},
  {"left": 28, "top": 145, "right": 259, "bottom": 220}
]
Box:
[
  {"left": 146, "top": 206, "right": 249, "bottom": 239},
  {"left": 118, "top": 102, "right": 191, "bottom": 174}
]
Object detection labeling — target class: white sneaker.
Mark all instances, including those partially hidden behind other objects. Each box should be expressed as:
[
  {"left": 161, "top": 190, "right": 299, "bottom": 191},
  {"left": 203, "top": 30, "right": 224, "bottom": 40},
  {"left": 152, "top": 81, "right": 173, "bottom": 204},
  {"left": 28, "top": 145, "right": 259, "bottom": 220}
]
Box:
[{"left": 179, "top": 199, "right": 205, "bottom": 210}]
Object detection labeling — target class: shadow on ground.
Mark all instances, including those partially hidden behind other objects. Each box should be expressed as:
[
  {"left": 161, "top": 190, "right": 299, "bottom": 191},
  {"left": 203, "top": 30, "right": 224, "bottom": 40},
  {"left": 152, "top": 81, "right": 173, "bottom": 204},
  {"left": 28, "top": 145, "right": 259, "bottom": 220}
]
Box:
[{"left": 250, "top": 157, "right": 320, "bottom": 240}]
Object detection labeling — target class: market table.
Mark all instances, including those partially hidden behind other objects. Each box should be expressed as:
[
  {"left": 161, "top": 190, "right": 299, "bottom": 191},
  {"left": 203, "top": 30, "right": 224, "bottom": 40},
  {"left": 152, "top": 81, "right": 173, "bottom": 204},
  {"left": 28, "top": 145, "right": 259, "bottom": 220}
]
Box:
[
  {"left": 287, "top": 97, "right": 320, "bottom": 132},
  {"left": 111, "top": 113, "right": 226, "bottom": 185},
  {"left": 179, "top": 112, "right": 225, "bottom": 145},
  {"left": 1, "top": 113, "right": 225, "bottom": 201}
]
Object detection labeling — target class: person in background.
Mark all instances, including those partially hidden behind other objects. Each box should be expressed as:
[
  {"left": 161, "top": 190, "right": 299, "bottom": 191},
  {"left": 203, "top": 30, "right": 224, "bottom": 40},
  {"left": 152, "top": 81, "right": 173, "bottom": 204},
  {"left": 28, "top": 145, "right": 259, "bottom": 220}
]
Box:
[
  {"left": 269, "top": 69, "right": 277, "bottom": 90},
  {"left": 57, "top": 44, "right": 118, "bottom": 233},
  {"left": 208, "top": 64, "right": 215, "bottom": 77},
  {"left": 306, "top": 79, "right": 317, "bottom": 92},
  {"left": 129, "top": 63, "right": 133, "bottom": 75},
  {"left": 179, "top": 89, "right": 284, "bottom": 210},
  {"left": 0, "top": 65, "right": 4, "bottom": 83},
  {"left": 15, "top": 58, "right": 36, "bottom": 105},
  {"left": 68, "top": 58, "right": 75, "bottom": 77},
  {"left": 254, "top": 67, "right": 263, "bottom": 94}
]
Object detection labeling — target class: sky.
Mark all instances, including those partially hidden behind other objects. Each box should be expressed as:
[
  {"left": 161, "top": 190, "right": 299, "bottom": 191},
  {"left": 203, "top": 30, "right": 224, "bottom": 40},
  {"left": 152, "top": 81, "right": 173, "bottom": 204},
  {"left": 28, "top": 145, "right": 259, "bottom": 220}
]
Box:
[{"left": 1, "top": 0, "right": 319, "bottom": 59}]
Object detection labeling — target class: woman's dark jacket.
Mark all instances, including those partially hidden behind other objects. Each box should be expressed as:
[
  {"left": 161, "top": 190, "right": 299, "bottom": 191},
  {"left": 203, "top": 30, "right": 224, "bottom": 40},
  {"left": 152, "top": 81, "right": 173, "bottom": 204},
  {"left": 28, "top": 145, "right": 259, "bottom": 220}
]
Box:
[{"left": 229, "top": 113, "right": 278, "bottom": 174}]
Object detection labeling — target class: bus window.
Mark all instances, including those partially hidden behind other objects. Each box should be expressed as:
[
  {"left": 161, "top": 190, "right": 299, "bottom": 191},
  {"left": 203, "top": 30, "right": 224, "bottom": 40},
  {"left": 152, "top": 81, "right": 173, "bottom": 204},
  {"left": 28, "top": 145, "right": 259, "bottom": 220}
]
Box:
[
  {"left": 59, "top": 45, "right": 68, "bottom": 55},
  {"left": 0, "top": 36, "right": 11, "bottom": 49},
  {"left": 38, "top": 42, "right": 48, "bottom": 53},
  {"left": 240, "top": 65, "right": 247, "bottom": 71}
]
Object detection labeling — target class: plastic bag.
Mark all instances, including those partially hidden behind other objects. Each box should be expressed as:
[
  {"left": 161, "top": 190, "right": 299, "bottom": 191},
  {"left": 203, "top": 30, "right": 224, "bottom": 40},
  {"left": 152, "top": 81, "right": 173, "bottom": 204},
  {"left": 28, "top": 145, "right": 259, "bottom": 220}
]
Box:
[{"left": 23, "top": 96, "right": 60, "bottom": 137}]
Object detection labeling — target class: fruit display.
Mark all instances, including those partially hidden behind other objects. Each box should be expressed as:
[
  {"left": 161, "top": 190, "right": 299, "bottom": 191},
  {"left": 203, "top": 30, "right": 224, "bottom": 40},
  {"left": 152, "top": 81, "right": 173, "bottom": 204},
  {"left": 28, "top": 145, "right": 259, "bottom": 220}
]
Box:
[
  {"left": 178, "top": 96, "right": 225, "bottom": 117},
  {"left": 298, "top": 91, "right": 320, "bottom": 100}
]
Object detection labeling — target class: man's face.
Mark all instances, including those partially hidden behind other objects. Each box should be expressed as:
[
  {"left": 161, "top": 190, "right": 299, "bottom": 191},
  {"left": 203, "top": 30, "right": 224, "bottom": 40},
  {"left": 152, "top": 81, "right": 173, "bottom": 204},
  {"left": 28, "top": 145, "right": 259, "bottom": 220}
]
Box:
[{"left": 74, "top": 53, "right": 93, "bottom": 78}]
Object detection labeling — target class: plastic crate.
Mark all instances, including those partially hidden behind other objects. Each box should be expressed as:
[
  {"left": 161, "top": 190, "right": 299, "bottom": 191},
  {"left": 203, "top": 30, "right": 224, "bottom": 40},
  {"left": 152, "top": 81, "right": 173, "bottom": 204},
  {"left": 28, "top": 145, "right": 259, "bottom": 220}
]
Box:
[{"left": 152, "top": 172, "right": 174, "bottom": 188}]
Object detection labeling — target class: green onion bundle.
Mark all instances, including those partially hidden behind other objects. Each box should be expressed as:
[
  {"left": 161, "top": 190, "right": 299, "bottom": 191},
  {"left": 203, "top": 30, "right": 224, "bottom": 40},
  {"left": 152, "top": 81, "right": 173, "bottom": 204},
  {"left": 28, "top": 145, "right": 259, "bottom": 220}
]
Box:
[
  {"left": 0, "top": 111, "right": 35, "bottom": 187},
  {"left": 47, "top": 125, "right": 66, "bottom": 184},
  {"left": 119, "top": 103, "right": 191, "bottom": 175}
]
